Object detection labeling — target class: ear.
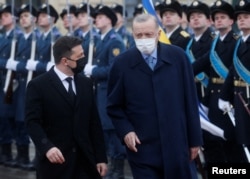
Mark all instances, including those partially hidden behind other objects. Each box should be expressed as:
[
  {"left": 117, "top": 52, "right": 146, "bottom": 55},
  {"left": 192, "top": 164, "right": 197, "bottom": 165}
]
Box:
[{"left": 62, "top": 57, "right": 68, "bottom": 65}]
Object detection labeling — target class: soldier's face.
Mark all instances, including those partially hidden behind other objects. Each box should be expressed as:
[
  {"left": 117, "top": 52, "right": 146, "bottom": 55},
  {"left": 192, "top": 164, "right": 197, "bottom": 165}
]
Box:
[
  {"left": 237, "top": 13, "right": 250, "bottom": 32},
  {"left": 1, "top": 12, "right": 13, "bottom": 27},
  {"left": 19, "top": 12, "right": 33, "bottom": 28},
  {"left": 38, "top": 13, "right": 50, "bottom": 27},
  {"left": 189, "top": 12, "right": 210, "bottom": 30},
  {"left": 77, "top": 12, "right": 89, "bottom": 28},
  {"left": 214, "top": 13, "right": 233, "bottom": 31},
  {"left": 162, "top": 11, "right": 181, "bottom": 28},
  {"left": 115, "top": 13, "right": 123, "bottom": 26},
  {"left": 62, "top": 13, "right": 79, "bottom": 29},
  {"left": 95, "top": 14, "right": 111, "bottom": 30}
]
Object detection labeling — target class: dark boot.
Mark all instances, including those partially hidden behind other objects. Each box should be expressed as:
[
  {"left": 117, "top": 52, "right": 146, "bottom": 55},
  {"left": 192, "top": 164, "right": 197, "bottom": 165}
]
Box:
[
  {"left": 112, "top": 159, "right": 125, "bottom": 179},
  {"left": 16, "top": 145, "right": 35, "bottom": 171},
  {"left": 0, "top": 143, "right": 13, "bottom": 166}
]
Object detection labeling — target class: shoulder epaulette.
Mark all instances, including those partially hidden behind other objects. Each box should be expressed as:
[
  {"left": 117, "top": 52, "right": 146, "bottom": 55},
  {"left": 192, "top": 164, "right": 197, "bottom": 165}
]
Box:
[
  {"left": 180, "top": 30, "right": 190, "bottom": 38},
  {"left": 110, "top": 33, "right": 117, "bottom": 39}
]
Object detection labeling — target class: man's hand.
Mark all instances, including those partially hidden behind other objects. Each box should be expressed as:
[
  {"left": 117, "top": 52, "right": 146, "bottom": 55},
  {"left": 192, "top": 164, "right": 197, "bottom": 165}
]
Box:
[
  {"left": 124, "top": 132, "right": 141, "bottom": 152},
  {"left": 96, "top": 163, "right": 108, "bottom": 177},
  {"left": 84, "top": 64, "right": 96, "bottom": 76},
  {"left": 218, "top": 98, "right": 231, "bottom": 113},
  {"left": 190, "top": 146, "right": 200, "bottom": 161},
  {"left": 46, "top": 147, "right": 65, "bottom": 164},
  {"left": 6, "top": 59, "right": 18, "bottom": 71},
  {"left": 26, "top": 59, "right": 38, "bottom": 71}
]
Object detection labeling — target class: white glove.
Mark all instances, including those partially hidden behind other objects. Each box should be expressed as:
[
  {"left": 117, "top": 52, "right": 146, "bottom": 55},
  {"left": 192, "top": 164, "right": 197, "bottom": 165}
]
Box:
[
  {"left": 46, "top": 61, "right": 54, "bottom": 71},
  {"left": 84, "top": 64, "right": 96, "bottom": 76},
  {"left": 200, "top": 103, "right": 209, "bottom": 115},
  {"left": 218, "top": 98, "right": 231, "bottom": 112},
  {"left": 26, "top": 59, "right": 38, "bottom": 71},
  {"left": 6, "top": 59, "right": 18, "bottom": 71}
]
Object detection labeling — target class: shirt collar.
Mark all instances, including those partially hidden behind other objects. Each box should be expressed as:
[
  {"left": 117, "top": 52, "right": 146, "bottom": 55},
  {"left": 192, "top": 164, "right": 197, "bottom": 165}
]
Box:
[
  {"left": 142, "top": 48, "right": 157, "bottom": 60},
  {"left": 54, "top": 66, "right": 74, "bottom": 81}
]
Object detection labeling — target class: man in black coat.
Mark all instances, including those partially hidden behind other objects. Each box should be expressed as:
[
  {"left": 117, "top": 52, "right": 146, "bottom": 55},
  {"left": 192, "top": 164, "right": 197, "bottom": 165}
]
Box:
[{"left": 25, "top": 36, "right": 107, "bottom": 179}]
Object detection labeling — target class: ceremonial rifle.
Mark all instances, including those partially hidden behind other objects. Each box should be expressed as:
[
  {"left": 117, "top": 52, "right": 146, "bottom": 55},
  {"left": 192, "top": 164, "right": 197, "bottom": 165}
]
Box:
[
  {"left": 3, "top": 0, "right": 16, "bottom": 103},
  {"left": 237, "top": 92, "right": 250, "bottom": 117},
  {"left": 122, "top": 0, "right": 128, "bottom": 48},
  {"left": 66, "top": 0, "right": 73, "bottom": 36},
  {"left": 47, "top": 0, "right": 55, "bottom": 63},
  {"left": 86, "top": 0, "right": 94, "bottom": 65},
  {"left": 26, "top": 0, "right": 37, "bottom": 85}
]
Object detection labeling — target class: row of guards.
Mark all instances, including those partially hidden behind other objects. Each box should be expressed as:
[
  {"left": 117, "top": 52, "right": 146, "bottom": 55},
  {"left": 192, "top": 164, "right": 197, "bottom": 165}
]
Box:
[{"left": 0, "top": 0, "right": 250, "bottom": 179}]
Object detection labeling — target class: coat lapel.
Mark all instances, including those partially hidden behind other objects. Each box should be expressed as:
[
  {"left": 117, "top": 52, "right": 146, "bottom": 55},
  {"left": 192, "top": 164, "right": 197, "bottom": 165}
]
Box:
[
  {"left": 129, "top": 48, "right": 152, "bottom": 75},
  {"left": 48, "top": 68, "right": 75, "bottom": 107}
]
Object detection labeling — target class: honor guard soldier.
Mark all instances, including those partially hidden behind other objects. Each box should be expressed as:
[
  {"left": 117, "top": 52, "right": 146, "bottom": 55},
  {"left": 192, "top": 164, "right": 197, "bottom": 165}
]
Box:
[
  {"left": 75, "top": 2, "right": 100, "bottom": 65},
  {"left": 60, "top": 4, "right": 81, "bottom": 36},
  {"left": 186, "top": 0, "right": 215, "bottom": 101},
  {"left": 219, "top": 0, "right": 250, "bottom": 163},
  {"left": 4, "top": 4, "right": 39, "bottom": 170},
  {"left": 133, "top": 3, "right": 143, "bottom": 17},
  {"left": 111, "top": 3, "right": 135, "bottom": 49},
  {"left": 25, "top": 3, "right": 61, "bottom": 76},
  {"left": 84, "top": 5, "right": 126, "bottom": 179},
  {"left": 160, "top": 0, "right": 190, "bottom": 50},
  {"left": 0, "top": 4, "right": 22, "bottom": 166},
  {"left": 193, "top": 0, "right": 247, "bottom": 166}
]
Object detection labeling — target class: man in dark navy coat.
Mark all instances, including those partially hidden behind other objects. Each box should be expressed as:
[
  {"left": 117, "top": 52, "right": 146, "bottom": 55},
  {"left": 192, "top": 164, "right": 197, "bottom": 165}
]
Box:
[{"left": 107, "top": 14, "right": 203, "bottom": 179}]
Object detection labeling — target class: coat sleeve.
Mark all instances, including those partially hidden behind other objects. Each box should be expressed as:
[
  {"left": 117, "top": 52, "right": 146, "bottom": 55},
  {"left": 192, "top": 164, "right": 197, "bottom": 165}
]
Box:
[
  {"left": 182, "top": 52, "right": 203, "bottom": 147},
  {"left": 106, "top": 57, "right": 135, "bottom": 141},
  {"left": 25, "top": 79, "right": 54, "bottom": 156}
]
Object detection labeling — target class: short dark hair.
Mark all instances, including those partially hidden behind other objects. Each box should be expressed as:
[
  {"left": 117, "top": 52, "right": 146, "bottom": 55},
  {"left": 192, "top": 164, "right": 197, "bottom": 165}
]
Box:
[{"left": 53, "top": 36, "right": 82, "bottom": 64}]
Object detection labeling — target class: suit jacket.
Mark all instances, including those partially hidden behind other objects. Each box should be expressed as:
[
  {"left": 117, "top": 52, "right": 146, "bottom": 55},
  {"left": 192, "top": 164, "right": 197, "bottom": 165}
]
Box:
[
  {"left": 25, "top": 68, "right": 107, "bottom": 178},
  {"left": 107, "top": 43, "right": 203, "bottom": 179}
]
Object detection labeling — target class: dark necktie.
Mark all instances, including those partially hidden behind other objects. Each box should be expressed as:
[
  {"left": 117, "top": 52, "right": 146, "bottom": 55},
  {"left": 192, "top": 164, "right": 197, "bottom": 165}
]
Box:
[{"left": 65, "top": 77, "right": 75, "bottom": 102}]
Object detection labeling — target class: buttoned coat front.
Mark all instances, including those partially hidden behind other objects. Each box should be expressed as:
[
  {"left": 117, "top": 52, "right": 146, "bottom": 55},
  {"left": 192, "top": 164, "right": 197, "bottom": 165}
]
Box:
[
  {"left": 107, "top": 43, "right": 203, "bottom": 179},
  {"left": 25, "top": 68, "right": 107, "bottom": 179}
]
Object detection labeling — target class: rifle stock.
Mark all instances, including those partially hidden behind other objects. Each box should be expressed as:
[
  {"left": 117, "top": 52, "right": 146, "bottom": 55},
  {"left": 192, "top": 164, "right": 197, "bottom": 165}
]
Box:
[{"left": 87, "top": 0, "right": 94, "bottom": 65}]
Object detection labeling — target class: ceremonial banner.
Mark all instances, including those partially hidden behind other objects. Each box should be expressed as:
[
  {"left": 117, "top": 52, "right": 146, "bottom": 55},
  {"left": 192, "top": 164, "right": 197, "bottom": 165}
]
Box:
[{"left": 142, "top": 0, "right": 171, "bottom": 44}]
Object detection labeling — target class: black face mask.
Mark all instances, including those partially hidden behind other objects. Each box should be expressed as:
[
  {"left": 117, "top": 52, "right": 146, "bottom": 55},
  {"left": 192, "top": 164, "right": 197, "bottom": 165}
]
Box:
[{"left": 71, "top": 57, "right": 86, "bottom": 74}]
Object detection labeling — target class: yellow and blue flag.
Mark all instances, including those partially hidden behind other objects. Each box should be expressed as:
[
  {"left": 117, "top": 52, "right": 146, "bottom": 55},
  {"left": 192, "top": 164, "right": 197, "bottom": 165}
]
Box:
[{"left": 142, "top": 0, "right": 171, "bottom": 44}]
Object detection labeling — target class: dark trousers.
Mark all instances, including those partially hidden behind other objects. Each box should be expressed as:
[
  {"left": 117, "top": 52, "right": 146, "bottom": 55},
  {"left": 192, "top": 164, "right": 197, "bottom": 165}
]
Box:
[
  {"left": 128, "top": 160, "right": 164, "bottom": 179},
  {"left": 203, "top": 140, "right": 247, "bottom": 163},
  {"left": 36, "top": 149, "right": 91, "bottom": 179}
]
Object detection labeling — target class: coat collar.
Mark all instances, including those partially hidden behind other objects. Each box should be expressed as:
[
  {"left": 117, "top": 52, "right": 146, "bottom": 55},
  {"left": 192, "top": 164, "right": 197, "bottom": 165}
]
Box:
[
  {"left": 48, "top": 68, "right": 79, "bottom": 108},
  {"left": 129, "top": 42, "right": 172, "bottom": 74}
]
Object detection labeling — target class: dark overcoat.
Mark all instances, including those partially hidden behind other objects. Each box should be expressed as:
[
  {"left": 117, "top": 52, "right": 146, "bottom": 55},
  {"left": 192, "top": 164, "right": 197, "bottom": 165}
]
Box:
[
  {"left": 25, "top": 68, "right": 107, "bottom": 179},
  {"left": 107, "top": 43, "right": 203, "bottom": 178}
]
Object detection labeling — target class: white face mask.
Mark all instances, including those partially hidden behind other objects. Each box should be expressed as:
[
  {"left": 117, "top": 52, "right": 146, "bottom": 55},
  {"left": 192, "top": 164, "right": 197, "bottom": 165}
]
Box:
[{"left": 135, "top": 38, "right": 156, "bottom": 55}]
